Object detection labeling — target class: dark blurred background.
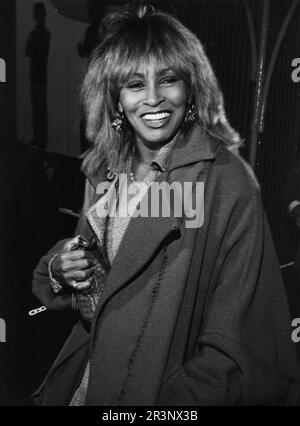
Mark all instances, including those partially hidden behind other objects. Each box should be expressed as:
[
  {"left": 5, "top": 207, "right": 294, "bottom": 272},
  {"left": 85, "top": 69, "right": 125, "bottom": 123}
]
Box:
[{"left": 0, "top": 0, "right": 300, "bottom": 405}]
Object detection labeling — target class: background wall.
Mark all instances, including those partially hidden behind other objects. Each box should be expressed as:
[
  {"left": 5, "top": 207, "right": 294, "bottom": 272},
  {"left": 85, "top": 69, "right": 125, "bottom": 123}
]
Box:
[
  {"left": 16, "top": 0, "right": 87, "bottom": 156},
  {"left": 0, "top": 0, "right": 16, "bottom": 140}
]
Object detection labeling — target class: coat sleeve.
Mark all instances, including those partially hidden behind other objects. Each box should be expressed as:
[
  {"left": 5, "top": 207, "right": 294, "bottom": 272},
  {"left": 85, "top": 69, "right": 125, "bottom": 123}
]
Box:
[
  {"left": 32, "top": 179, "right": 95, "bottom": 311},
  {"left": 160, "top": 169, "right": 300, "bottom": 405}
]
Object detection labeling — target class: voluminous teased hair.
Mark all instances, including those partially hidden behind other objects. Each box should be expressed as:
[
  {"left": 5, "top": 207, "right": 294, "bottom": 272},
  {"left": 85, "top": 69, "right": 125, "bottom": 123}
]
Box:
[{"left": 81, "top": 4, "right": 241, "bottom": 176}]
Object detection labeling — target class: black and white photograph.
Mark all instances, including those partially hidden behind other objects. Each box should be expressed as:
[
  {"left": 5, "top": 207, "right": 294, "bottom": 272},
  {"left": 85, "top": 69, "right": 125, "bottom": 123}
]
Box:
[{"left": 1, "top": 0, "right": 300, "bottom": 409}]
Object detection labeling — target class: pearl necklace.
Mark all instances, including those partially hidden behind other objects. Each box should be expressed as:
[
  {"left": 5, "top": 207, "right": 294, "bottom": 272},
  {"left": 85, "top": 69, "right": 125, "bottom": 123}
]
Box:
[
  {"left": 129, "top": 163, "right": 152, "bottom": 186},
  {"left": 129, "top": 170, "right": 136, "bottom": 183},
  {"left": 129, "top": 168, "right": 143, "bottom": 190}
]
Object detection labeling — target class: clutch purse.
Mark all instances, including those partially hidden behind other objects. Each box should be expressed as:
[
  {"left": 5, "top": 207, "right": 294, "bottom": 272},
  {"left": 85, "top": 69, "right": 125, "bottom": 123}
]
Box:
[{"left": 68, "top": 235, "right": 108, "bottom": 322}]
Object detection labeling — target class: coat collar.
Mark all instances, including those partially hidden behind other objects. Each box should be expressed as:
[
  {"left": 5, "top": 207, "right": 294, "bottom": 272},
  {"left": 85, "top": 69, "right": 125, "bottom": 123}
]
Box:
[
  {"left": 85, "top": 123, "right": 218, "bottom": 191},
  {"left": 168, "top": 123, "right": 217, "bottom": 172}
]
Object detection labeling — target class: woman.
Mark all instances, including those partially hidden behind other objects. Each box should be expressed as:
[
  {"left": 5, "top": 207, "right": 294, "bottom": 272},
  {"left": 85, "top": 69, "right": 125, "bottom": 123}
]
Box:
[{"left": 32, "top": 6, "right": 300, "bottom": 405}]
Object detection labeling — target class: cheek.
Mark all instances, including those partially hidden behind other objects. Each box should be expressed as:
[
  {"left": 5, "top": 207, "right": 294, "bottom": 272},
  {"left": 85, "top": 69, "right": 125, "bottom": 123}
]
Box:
[
  {"left": 119, "top": 91, "right": 138, "bottom": 115},
  {"left": 169, "top": 86, "right": 189, "bottom": 110}
]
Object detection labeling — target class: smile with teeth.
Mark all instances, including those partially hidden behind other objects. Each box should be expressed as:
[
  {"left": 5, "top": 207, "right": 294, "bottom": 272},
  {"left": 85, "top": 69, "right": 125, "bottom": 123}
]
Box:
[{"left": 142, "top": 112, "right": 171, "bottom": 121}]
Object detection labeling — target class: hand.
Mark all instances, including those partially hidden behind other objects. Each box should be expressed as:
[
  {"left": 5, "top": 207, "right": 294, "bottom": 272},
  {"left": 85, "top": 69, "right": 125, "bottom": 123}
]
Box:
[{"left": 50, "top": 240, "right": 96, "bottom": 291}]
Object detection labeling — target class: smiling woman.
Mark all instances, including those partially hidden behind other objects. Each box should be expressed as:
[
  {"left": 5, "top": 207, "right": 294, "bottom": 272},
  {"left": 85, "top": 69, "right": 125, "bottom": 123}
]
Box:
[
  {"left": 80, "top": 4, "right": 240, "bottom": 178},
  {"left": 118, "top": 65, "right": 188, "bottom": 154},
  {"left": 32, "top": 5, "right": 300, "bottom": 406}
]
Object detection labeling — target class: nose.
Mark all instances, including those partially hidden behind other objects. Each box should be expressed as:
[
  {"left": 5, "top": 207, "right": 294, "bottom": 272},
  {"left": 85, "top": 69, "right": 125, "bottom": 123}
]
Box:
[{"left": 144, "top": 82, "right": 165, "bottom": 107}]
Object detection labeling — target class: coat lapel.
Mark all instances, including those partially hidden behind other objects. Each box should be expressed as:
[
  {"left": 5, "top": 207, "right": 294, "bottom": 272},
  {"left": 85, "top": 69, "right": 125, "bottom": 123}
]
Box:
[{"left": 94, "top": 171, "right": 182, "bottom": 307}]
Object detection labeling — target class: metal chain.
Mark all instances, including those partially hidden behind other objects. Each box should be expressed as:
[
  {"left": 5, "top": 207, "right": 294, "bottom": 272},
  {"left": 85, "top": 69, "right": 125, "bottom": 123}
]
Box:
[{"left": 28, "top": 306, "right": 47, "bottom": 316}]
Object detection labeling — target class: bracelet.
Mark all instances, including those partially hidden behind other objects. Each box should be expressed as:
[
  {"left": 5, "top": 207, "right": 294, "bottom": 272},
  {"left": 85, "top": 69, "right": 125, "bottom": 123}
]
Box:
[{"left": 48, "top": 254, "right": 63, "bottom": 294}]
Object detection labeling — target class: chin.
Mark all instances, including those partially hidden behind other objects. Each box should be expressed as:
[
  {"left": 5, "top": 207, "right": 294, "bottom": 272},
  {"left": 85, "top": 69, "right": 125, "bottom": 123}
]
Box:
[{"left": 140, "top": 128, "right": 177, "bottom": 145}]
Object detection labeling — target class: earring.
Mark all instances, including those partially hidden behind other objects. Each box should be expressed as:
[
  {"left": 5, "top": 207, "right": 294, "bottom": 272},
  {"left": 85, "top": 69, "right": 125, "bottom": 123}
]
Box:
[
  {"left": 184, "top": 104, "right": 197, "bottom": 124},
  {"left": 111, "top": 111, "right": 124, "bottom": 133}
]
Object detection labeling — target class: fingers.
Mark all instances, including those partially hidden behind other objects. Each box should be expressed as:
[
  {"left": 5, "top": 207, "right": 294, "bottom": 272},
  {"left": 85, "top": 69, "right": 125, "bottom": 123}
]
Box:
[
  {"left": 65, "top": 267, "right": 95, "bottom": 283},
  {"left": 60, "top": 250, "right": 94, "bottom": 262},
  {"left": 52, "top": 235, "right": 99, "bottom": 292},
  {"left": 63, "top": 236, "right": 81, "bottom": 251},
  {"left": 51, "top": 249, "right": 97, "bottom": 288},
  {"left": 70, "top": 280, "right": 93, "bottom": 291},
  {"left": 61, "top": 257, "right": 96, "bottom": 273}
]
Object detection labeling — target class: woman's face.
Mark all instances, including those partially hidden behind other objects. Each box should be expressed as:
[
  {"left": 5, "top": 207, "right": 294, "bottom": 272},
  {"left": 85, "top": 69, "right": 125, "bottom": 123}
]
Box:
[{"left": 118, "top": 62, "right": 188, "bottom": 147}]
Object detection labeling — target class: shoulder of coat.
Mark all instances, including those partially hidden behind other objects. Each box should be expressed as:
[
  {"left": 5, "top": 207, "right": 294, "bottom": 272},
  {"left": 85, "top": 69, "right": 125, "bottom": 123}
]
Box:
[{"left": 212, "top": 146, "right": 261, "bottom": 200}]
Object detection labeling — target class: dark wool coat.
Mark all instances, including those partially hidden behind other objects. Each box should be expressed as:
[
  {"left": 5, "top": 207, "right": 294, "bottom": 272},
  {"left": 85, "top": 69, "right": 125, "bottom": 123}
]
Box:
[{"left": 32, "top": 124, "right": 300, "bottom": 406}]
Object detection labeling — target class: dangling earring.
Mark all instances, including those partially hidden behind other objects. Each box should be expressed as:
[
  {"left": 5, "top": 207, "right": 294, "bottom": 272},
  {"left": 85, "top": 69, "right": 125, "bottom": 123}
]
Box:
[
  {"left": 111, "top": 111, "right": 124, "bottom": 133},
  {"left": 184, "top": 104, "right": 197, "bottom": 124}
]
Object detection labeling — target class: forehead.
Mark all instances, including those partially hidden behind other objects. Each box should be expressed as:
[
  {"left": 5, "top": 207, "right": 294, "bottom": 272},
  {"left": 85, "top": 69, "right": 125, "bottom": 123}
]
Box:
[
  {"left": 116, "top": 51, "right": 187, "bottom": 88},
  {"left": 126, "top": 59, "right": 174, "bottom": 78}
]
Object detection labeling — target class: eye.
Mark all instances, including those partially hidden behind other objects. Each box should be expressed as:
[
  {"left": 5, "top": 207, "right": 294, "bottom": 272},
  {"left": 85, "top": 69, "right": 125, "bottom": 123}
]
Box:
[
  {"left": 160, "top": 75, "right": 179, "bottom": 85},
  {"left": 126, "top": 80, "right": 145, "bottom": 90}
]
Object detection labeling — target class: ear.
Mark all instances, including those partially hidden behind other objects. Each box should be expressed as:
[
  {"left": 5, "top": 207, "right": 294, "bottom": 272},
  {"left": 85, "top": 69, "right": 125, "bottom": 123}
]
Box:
[{"left": 118, "top": 101, "right": 123, "bottom": 113}]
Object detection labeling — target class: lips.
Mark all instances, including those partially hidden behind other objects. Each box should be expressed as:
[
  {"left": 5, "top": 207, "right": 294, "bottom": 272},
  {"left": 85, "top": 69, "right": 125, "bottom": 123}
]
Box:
[
  {"left": 142, "top": 111, "right": 171, "bottom": 121},
  {"left": 141, "top": 111, "right": 172, "bottom": 128}
]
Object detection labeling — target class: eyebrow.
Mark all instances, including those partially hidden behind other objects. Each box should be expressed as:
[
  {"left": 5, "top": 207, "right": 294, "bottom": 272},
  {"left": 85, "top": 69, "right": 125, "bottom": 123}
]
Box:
[{"left": 128, "top": 68, "right": 176, "bottom": 79}]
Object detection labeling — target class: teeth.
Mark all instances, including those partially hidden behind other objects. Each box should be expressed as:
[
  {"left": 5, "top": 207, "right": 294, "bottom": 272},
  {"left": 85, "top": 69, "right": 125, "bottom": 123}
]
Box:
[{"left": 143, "top": 112, "right": 171, "bottom": 121}]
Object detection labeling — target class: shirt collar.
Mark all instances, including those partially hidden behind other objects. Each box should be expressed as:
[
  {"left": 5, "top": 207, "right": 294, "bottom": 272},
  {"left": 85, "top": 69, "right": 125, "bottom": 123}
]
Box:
[
  {"left": 151, "top": 133, "right": 178, "bottom": 172},
  {"left": 106, "top": 132, "right": 179, "bottom": 177}
]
